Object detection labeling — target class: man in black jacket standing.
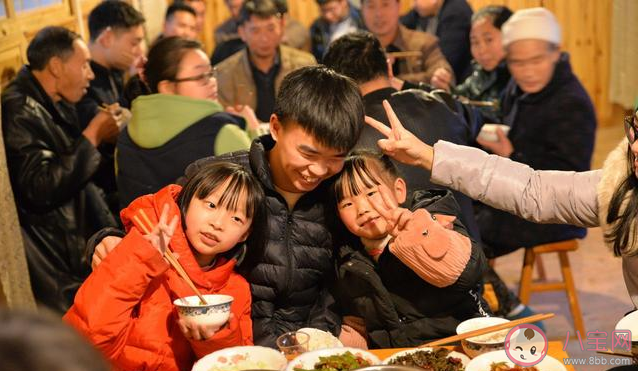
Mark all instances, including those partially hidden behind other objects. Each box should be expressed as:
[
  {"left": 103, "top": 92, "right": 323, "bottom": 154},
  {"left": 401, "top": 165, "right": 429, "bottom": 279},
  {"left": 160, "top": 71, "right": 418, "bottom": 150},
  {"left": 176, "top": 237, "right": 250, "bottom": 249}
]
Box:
[
  {"left": 1, "top": 27, "right": 120, "bottom": 313},
  {"left": 76, "top": 1, "right": 145, "bottom": 212}
]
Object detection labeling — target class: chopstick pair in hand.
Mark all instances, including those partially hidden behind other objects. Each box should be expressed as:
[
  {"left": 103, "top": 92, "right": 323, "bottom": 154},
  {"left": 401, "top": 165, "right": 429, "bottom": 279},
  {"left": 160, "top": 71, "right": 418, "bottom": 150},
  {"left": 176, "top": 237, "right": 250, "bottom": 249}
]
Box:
[{"left": 134, "top": 207, "right": 209, "bottom": 305}]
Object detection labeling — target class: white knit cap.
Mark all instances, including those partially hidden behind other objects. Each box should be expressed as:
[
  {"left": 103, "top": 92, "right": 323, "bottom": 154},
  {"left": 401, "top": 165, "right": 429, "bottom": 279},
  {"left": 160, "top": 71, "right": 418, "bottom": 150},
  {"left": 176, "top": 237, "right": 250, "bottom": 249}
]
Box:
[{"left": 501, "top": 7, "right": 561, "bottom": 47}]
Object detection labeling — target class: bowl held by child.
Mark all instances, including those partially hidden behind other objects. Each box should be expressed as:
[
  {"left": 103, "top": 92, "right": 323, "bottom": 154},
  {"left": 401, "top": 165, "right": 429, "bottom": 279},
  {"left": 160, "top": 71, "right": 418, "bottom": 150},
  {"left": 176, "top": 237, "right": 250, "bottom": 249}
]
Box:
[{"left": 174, "top": 294, "right": 233, "bottom": 330}]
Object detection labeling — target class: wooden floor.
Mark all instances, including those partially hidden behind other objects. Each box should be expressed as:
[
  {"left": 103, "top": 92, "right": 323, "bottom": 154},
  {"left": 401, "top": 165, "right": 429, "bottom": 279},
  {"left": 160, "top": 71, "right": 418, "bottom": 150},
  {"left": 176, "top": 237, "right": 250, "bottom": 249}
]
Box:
[{"left": 493, "top": 114, "right": 635, "bottom": 370}]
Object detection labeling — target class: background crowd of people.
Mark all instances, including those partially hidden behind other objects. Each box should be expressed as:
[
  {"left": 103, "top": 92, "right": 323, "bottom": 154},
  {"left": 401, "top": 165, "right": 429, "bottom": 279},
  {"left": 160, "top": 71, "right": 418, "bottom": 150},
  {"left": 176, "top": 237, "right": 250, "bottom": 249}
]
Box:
[{"left": 1, "top": 0, "right": 629, "bottom": 370}]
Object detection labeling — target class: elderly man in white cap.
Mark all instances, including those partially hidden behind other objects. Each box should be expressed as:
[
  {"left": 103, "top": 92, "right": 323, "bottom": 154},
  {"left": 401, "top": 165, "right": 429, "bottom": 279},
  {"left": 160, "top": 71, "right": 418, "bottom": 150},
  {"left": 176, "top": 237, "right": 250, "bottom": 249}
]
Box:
[{"left": 473, "top": 7, "right": 597, "bottom": 323}]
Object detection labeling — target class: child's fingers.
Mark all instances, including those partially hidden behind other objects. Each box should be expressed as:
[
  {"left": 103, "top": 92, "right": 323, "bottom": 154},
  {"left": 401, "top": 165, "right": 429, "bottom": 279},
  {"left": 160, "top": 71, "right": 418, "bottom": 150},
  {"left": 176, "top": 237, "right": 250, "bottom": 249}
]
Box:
[
  {"left": 367, "top": 190, "right": 395, "bottom": 222},
  {"left": 377, "top": 184, "right": 399, "bottom": 210},
  {"left": 167, "top": 215, "right": 179, "bottom": 236},
  {"left": 394, "top": 208, "right": 413, "bottom": 232},
  {"left": 158, "top": 204, "right": 170, "bottom": 227}
]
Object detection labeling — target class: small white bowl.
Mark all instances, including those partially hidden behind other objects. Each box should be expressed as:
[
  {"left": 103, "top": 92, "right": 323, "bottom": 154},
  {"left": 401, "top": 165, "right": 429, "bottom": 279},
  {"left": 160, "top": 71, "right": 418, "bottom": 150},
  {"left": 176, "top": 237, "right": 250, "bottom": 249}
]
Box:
[
  {"left": 383, "top": 347, "right": 470, "bottom": 368},
  {"left": 465, "top": 350, "right": 566, "bottom": 371},
  {"left": 297, "top": 327, "right": 343, "bottom": 350},
  {"left": 478, "top": 124, "right": 510, "bottom": 142},
  {"left": 456, "top": 317, "right": 510, "bottom": 358},
  {"left": 192, "top": 345, "right": 287, "bottom": 371},
  {"left": 285, "top": 347, "right": 380, "bottom": 371},
  {"left": 174, "top": 294, "right": 233, "bottom": 330},
  {"left": 615, "top": 310, "right": 638, "bottom": 354}
]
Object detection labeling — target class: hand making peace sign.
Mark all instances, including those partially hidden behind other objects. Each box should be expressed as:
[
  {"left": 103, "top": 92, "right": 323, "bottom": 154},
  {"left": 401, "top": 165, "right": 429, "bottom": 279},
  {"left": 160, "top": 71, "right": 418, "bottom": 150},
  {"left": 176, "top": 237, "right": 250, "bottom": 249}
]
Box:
[{"left": 364, "top": 100, "right": 435, "bottom": 171}]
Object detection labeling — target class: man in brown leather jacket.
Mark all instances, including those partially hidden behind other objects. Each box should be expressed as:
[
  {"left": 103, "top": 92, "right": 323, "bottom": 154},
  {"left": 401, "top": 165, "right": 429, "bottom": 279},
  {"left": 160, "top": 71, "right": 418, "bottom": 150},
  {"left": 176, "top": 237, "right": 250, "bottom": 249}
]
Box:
[
  {"left": 361, "top": 0, "right": 454, "bottom": 90},
  {"left": 214, "top": 0, "right": 316, "bottom": 122}
]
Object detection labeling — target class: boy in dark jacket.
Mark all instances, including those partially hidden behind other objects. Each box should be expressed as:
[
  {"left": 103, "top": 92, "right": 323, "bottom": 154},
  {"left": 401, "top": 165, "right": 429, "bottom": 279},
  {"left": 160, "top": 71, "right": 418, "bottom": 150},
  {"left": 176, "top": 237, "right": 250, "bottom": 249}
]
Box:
[{"left": 91, "top": 65, "right": 364, "bottom": 348}]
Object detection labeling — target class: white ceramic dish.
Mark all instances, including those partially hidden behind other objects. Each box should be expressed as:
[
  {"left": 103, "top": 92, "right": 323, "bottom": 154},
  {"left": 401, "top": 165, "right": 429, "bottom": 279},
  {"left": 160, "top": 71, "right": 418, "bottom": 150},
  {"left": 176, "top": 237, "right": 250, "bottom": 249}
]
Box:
[
  {"left": 192, "top": 345, "right": 287, "bottom": 371},
  {"left": 382, "top": 347, "right": 470, "bottom": 367},
  {"left": 466, "top": 350, "right": 566, "bottom": 371},
  {"left": 298, "top": 327, "right": 344, "bottom": 350},
  {"left": 174, "top": 294, "right": 233, "bottom": 330},
  {"left": 285, "top": 347, "right": 380, "bottom": 371},
  {"left": 615, "top": 310, "right": 638, "bottom": 341},
  {"left": 478, "top": 124, "right": 510, "bottom": 142},
  {"left": 456, "top": 317, "right": 511, "bottom": 358}
]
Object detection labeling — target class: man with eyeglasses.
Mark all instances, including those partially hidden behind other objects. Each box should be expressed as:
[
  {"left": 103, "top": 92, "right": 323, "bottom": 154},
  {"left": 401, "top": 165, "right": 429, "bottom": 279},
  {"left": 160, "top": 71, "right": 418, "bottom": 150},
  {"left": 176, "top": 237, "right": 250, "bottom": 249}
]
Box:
[
  {"left": 214, "top": 0, "right": 316, "bottom": 122},
  {"left": 471, "top": 7, "right": 597, "bottom": 323}
]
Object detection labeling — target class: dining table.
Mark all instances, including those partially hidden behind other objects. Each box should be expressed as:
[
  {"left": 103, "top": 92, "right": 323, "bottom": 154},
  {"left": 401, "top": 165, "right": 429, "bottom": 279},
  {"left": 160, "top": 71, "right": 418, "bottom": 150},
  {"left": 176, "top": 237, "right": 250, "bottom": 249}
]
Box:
[{"left": 368, "top": 341, "right": 575, "bottom": 371}]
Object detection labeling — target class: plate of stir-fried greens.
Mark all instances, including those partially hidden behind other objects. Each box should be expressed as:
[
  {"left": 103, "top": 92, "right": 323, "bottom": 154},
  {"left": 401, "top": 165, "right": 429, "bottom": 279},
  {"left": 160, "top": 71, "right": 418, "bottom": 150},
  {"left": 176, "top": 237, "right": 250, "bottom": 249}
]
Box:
[
  {"left": 286, "top": 348, "right": 380, "bottom": 371},
  {"left": 383, "top": 347, "right": 469, "bottom": 371}
]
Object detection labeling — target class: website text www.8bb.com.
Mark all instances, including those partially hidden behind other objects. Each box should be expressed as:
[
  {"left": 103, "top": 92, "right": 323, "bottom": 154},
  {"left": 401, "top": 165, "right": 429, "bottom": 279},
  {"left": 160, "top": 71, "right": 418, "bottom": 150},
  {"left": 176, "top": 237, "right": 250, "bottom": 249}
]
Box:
[{"left": 562, "top": 356, "right": 633, "bottom": 367}]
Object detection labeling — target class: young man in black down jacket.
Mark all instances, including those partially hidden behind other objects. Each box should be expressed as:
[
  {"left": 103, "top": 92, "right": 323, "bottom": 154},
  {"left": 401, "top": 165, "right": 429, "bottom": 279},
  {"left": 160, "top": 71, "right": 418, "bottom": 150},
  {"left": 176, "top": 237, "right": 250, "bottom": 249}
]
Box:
[{"left": 89, "top": 65, "right": 364, "bottom": 348}]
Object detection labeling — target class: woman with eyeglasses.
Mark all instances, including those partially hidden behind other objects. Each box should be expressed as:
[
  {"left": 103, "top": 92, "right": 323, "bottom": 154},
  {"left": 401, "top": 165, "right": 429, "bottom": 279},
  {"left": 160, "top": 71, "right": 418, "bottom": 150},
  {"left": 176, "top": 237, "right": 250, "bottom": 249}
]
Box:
[
  {"left": 367, "top": 101, "right": 638, "bottom": 310},
  {"left": 116, "top": 36, "right": 261, "bottom": 209}
]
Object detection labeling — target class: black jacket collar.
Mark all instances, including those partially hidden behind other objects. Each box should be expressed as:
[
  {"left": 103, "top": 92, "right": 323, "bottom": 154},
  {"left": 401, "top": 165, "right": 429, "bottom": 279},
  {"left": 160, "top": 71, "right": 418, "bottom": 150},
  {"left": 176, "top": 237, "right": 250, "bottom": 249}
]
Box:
[{"left": 11, "top": 66, "right": 79, "bottom": 134}]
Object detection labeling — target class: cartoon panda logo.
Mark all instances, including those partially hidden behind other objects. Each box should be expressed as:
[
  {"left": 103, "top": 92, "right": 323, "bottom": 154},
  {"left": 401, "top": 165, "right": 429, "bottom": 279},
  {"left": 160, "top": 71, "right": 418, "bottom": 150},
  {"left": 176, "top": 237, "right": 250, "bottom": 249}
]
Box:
[{"left": 504, "top": 324, "right": 548, "bottom": 367}]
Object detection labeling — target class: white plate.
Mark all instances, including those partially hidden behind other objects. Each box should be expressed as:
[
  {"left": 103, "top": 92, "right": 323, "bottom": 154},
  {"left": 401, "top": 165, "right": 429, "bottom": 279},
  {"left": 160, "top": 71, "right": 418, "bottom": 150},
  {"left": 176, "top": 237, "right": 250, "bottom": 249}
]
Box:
[
  {"left": 478, "top": 124, "right": 510, "bottom": 142},
  {"left": 192, "top": 346, "right": 287, "bottom": 371},
  {"left": 615, "top": 310, "right": 638, "bottom": 341},
  {"left": 382, "top": 347, "right": 470, "bottom": 367},
  {"left": 298, "top": 327, "right": 344, "bottom": 350},
  {"left": 466, "top": 350, "right": 566, "bottom": 371},
  {"left": 285, "top": 347, "right": 380, "bottom": 371}
]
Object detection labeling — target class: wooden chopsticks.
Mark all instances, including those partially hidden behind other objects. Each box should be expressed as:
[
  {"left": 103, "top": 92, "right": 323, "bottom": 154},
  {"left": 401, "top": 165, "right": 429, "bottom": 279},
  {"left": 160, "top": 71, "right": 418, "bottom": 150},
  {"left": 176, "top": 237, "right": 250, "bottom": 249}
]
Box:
[
  {"left": 134, "top": 209, "right": 208, "bottom": 305},
  {"left": 420, "top": 313, "right": 555, "bottom": 347}
]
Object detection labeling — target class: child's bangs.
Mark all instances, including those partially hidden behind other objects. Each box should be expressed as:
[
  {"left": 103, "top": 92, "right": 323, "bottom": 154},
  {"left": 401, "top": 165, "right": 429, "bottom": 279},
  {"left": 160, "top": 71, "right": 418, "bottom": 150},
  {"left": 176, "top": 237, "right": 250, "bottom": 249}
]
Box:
[
  {"left": 194, "top": 169, "right": 258, "bottom": 219},
  {"left": 335, "top": 155, "right": 384, "bottom": 202}
]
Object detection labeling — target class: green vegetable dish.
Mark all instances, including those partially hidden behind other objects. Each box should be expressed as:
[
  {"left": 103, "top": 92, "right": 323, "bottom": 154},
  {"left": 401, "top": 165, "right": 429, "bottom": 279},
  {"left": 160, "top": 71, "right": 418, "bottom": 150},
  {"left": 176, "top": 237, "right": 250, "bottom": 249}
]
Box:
[
  {"left": 294, "top": 351, "right": 372, "bottom": 371},
  {"left": 388, "top": 348, "right": 465, "bottom": 371}
]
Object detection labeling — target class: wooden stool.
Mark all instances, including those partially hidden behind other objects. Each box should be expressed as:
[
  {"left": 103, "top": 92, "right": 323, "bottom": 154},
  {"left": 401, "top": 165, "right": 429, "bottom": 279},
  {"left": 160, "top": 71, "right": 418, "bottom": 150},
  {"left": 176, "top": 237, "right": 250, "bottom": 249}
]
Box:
[{"left": 518, "top": 239, "right": 585, "bottom": 335}]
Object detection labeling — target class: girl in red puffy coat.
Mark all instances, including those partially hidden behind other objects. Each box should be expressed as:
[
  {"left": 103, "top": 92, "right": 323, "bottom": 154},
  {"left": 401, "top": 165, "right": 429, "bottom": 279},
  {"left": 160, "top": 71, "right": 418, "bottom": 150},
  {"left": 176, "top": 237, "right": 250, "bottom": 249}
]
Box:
[{"left": 64, "top": 162, "right": 267, "bottom": 371}]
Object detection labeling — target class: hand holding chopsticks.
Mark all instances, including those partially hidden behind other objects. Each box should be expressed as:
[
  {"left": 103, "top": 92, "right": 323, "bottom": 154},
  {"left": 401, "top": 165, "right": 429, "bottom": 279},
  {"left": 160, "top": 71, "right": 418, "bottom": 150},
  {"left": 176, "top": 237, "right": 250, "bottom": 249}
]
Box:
[
  {"left": 134, "top": 207, "right": 209, "bottom": 305},
  {"left": 420, "top": 313, "right": 555, "bottom": 347}
]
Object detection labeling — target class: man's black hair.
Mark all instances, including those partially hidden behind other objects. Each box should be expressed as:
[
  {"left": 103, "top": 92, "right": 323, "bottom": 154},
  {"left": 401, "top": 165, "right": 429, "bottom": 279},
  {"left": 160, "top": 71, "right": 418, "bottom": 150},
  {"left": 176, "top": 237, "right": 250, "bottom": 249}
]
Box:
[
  {"left": 322, "top": 31, "right": 387, "bottom": 84},
  {"left": 165, "top": 2, "right": 197, "bottom": 21},
  {"left": 27, "top": 26, "right": 81, "bottom": 71},
  {"left": 237, "top": 0, "right": 281, "bottom": 25},
  {"left": 88, "top": 0, "right": 145, "bottom": 42},
  {"left": 274, "top": 65, "right": 363, "bottom": 152}
]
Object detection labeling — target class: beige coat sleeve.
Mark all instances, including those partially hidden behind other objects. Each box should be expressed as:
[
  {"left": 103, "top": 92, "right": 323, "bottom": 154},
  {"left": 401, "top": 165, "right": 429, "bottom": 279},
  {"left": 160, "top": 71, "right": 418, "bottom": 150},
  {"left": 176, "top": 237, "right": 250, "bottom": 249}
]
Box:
[{"left": 430, "top": 140, "right": 601, "bottom": 228}]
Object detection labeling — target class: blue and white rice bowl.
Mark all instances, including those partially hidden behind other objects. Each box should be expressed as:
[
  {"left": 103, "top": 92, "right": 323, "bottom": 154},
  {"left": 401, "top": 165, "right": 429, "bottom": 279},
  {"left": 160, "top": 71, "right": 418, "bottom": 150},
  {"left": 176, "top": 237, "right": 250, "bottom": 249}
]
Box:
[{"left": 174, "top": 294, "right": 233, "bottom": 329}]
